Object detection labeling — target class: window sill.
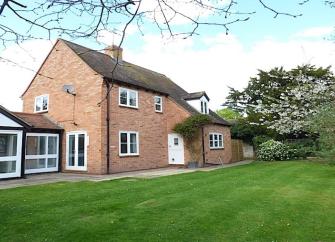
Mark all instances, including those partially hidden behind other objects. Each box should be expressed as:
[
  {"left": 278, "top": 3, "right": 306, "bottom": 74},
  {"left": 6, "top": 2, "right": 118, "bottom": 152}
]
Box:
[
  {"left": 155, "top": 110, "right": 163, "bottom": 113},
  {"left": 119, "top": 154, "right": 140, "bottom": 157},
  {"left": 119, "top": 104, "right": 138, "bottom": 109},
  {"left": 65, "top": 166, "right": 87, "bottom": 171},
  {"left": 209, "top": 147, "right": 224, "bottom": 150},
  {"left": 34, "top": 110, "right": 48, "bottom": 114}
]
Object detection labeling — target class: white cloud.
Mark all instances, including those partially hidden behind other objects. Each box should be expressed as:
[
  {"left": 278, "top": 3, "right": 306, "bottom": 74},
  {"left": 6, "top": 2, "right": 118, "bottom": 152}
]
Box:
[
  {"left": 1, "top": 28, "right": 335, "bottom": 113},
  {"left": 97, "top": 24, "right": 139, "bottom": 46},
  {"left": 294, "top": 26, "right": 334, "bottom": 38},
  {"left": 125, "top": 33, "right": 335, "bottom": 110},
  {"left": 0, "top": 40, "right": 54, "bottom": 111},
  {"left": 138, "top": 0, "right": 230, "bottom": 26}
]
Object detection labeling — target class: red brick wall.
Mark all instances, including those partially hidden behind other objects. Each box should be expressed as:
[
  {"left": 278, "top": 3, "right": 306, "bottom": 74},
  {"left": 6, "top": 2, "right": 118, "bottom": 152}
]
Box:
[
  {"left": 106, "top": 83, "right": 195, "bottom": 173},
  {"left": 203, "top": 125, "right": 232, "bottom": 164},
  {"left": 22, "top": 40, "right": 105, "bottom": 174}
]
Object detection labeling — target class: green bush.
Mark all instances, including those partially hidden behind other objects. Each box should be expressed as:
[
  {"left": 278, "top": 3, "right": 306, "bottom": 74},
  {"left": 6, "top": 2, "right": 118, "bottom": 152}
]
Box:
[
  {"left": 257, "top": 140, "right": 298, "bottom": 161},
  {"left": 253, "top": 135, "right": 272, "bottom": 149},
  {"left": 284, "top": 139, "right": 318, "bottom": 159}
]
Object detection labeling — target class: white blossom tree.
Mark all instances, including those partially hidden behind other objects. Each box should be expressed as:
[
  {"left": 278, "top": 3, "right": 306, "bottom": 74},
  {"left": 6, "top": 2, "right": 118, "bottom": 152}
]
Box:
[
  {"left": 225, "top": 65, "right": 335, "bottom": 136},
  {"left": 255, "top": 68, "right": 335, "bottom": 135}
]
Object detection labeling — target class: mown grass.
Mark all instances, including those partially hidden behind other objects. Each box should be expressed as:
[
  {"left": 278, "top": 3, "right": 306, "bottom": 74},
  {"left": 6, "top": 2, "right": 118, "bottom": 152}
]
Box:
[{"left": 1, "top": 161, "right": 335, "bottom": 241}]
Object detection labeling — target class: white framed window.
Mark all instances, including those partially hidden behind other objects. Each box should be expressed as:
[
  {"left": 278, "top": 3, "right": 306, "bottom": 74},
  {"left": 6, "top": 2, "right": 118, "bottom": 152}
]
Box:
[
  {"left": 34, "top": 94, "right": 49, "bottom": 113},
  {"left": 119, "top": 87, "right": 138, "bottom": 108},
  {"left": 154, "top": 96, "right": 163, "bottom": 112},
  {"left": 201, "top": 100, "right": 209, "bottom": 114},
  {"left": 119, "top": 131, "right": 139, "bottom": 156},
  {"left": 209, "top": 133, "right": 224, "bottom": 149},
  {"left": 25, "top": 133, "right": 59, "bottom": 174},
  {"left": 66, "top": 131, "right": 88, "bottom": 171}
]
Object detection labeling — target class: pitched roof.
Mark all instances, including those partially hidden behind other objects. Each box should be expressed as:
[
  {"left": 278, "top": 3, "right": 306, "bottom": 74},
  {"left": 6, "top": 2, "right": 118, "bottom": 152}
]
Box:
[
  {"left": 12, "top": 112, "right": 62, "bottom": 130},
  {"left": 61, "top": 39, "right": 230, "bottom": 126},
  {"left": 183, "top": 91, "right": 210, "bottom": 101},
  {"left": 0, "top": 105, "right": 31, "bottom": 128}
]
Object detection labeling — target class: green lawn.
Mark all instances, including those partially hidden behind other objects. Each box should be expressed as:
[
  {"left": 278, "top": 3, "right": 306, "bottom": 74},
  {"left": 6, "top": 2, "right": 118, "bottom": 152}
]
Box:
[{"left": 1, "top": 161, "right": 335, "bottom": 242}]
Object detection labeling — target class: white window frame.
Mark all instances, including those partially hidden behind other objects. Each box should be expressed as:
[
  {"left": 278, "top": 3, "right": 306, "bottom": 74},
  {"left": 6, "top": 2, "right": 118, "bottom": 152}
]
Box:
[
  {"left": 200, "top": 100, "right": 209, "bottom": 114},
  {"left": 119, "top": 131, "right": 139, "bottom": 156},
  {"left": 154, "top": 96, "right": 163, "bottom": 113},
  {"left": 0, "top": 130, "right": 22, "bottom": 179},
  {"left": 209, "top": 133, "right": 224, "bottom": 149},
  {"left": 66, "top": 131, "right": 88, "bottom": 171},
  {"left": 34, "top": 94, "right": 49, "bottom": 113},
  {"left": 119, "top": 87, "right": 138, "bottom": 109},
  {"left": 25, "top": 133, "right": 59, "bottom": 174}
]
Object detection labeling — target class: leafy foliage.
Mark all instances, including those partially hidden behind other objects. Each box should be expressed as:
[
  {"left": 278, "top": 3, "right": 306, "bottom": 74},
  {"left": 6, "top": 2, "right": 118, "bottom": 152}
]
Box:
[
  {"left": 284, "top": 138, "right": 318, "bottom": 159},
  {"left": 173, "top": 114, "right": 211, "bottom": 140},
  {"left": 257, "top": 140, "right": 298, "bottom": 161},
  {"left": 216, "top": 108, "right": 242, "bottom": 120},
  {"left": 225, "top": 65, "right": 335, "bottom": 136},
  {"left": 308, "top": 104, "right": 335, "bottom": 163},
  {"left": 252, "top": 135, "right": 273, "bottom": 149}
]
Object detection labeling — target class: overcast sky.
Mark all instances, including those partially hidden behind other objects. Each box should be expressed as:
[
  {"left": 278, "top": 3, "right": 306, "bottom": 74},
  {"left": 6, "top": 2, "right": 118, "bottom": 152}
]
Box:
[{"left": 0, "top": 1, "right": 335, "bottom": 111}]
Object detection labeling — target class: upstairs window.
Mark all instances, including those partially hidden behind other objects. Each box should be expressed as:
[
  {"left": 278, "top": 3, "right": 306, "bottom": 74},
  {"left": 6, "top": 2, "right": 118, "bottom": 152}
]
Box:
[
  {"left": 209, "top": 133, "right": 224, "bottom": 149},
  {"left": 200, "top": 100, "right": 208, "bottom": 114},
  {"left": 119, "top": 131, "right": 139, "bottom": 156},
  {"left": 119, "top": 88, "right": 138, "bottom": 108},
  {"left": 34, "top": 95, "right": 49, "bottom": 113},
  {"left": 154, "top": 96, "right": 163, "bottom": 112}
]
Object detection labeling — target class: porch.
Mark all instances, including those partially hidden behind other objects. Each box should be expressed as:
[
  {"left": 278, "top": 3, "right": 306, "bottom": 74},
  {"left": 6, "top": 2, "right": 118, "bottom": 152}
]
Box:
[{"left": 0, "top": 105, "right": 62, "bottom": 179}]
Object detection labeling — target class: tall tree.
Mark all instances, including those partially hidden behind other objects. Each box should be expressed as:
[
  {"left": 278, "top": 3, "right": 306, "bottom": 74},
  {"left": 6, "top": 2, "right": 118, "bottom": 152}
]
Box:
[{"left": 224, "top": 65, "right": 335, "bottom": 136}]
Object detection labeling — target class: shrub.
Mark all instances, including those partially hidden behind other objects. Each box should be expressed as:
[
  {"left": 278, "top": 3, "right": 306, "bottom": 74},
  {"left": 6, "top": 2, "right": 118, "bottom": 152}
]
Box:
[
  {"left": 284, "top": 138, "right": 318, "bottom": 159},
  {"left": 253, "top": 135, "right": 272, "bottom": 149},
  {"left": 257, "top": 140, "right": 298, "bottom": 161}
]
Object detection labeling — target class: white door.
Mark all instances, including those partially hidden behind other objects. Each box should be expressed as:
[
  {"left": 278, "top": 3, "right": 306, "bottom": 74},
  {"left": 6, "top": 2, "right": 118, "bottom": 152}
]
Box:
[
  {"left": 0, "top": 130, "right": 22, "bottom": 179},
  {"left": 168, "top": 133, "right": 184, "bottom": 164},
  {"left": 66, "top": 131, "right": 87, "bottom": 171}
]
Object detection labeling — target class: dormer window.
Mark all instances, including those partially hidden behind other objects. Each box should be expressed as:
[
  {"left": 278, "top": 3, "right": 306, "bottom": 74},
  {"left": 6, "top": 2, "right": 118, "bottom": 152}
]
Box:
[
  {"left": 184, "top": 91, "right": 210, "bottom": 115},
  {"left": 34, "top": 94, "right": 49, "bottom": 113},
  {"left": 200, "top": 100, "right": 209, "bottom": 114}
]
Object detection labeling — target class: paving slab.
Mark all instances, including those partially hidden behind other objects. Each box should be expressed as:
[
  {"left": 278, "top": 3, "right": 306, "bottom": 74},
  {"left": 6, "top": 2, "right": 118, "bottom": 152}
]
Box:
[{"left": 0, "top": 160, "right": 253, "bottom": 190}]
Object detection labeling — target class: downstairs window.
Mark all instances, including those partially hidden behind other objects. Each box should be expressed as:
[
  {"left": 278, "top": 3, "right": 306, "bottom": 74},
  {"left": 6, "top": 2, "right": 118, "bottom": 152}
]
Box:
[
  {"left": 119, "top": 131, "right": 139, "bottom": 156},
  {"left": 209, "top": 133, "right": 224, "bottom": 149}
]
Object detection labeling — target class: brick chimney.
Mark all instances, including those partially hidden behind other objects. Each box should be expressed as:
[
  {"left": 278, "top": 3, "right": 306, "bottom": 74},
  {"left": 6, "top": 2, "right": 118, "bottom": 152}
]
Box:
[{"left": 104, "top": 45, "right": 123, "bottom": 60}]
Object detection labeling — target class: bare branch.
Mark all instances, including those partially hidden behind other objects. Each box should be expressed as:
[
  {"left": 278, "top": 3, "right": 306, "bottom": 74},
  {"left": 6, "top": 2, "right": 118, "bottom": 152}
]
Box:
[{"left": 258, "top": 0, "right": 302, "bottom": 18}]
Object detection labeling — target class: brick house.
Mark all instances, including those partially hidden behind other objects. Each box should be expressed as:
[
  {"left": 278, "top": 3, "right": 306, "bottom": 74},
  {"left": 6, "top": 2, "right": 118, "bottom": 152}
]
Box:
[{"left": 0, "top": 39, "right": 232, "bottom": 179}]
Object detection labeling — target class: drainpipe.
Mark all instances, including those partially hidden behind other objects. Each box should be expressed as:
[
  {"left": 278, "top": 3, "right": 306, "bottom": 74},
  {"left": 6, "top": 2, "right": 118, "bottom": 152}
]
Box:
[
  {"left": 201, "top": 127, "right": 206, "bottom": 167},
  {"left": 105, "top": 78, "right": 111, "bottom": 174}
]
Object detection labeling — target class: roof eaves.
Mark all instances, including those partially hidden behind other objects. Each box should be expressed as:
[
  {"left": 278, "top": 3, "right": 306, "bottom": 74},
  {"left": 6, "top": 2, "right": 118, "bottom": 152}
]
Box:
[
  {"left": 0, "top": 106, "right": 32, "bottom": 128},
  {"left": 105, "top": 77, "right": 169, "bottom": 96}
]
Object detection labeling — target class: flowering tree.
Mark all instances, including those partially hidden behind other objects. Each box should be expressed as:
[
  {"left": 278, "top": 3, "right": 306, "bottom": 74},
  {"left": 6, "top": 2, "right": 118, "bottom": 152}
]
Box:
[
  {"left": 225, "top": 65, "right": 335, "bottom": 136},
  {"left": 256, "top": 71, "right": 335, "bottom": 134}
]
